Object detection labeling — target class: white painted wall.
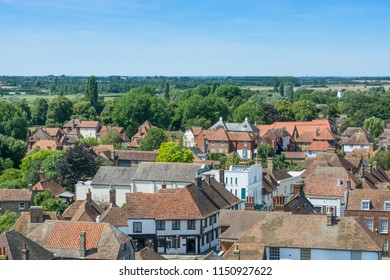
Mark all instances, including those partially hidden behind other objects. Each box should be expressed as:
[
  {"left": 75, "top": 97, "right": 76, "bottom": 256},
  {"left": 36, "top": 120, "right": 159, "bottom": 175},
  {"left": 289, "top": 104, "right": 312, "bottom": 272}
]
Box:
[
  {"left": 305, "top": 150, "right": 318, "bottom": 158},
  {"left": 80, "top": 127, "right": 97, "bottom": 139},
  {"left": 127, "top": 219, "right": 155, "bottom": 235},
  {"left": 132, "top": 180, "right": 191, "bottom": 193},
  {"left": 76, "top": 183, "right": 131, "bottom": 206},
  {"left": 75, "top": 181, "right": 92, "bottom": 200},
  {"left": 307, "top": 196, "right": 344, "bottom": 216},
  {"left": 277, "top": 176, "right": 302, "bottom": 200},
  {"left": 236, "top": 149, "right": 253, "bottom": 160},
  {"left": 343, "top": 144, "right": 370, "bottom": 154},
  {"left": 183, "top": 130, "right": 195, "bottom": 147}
]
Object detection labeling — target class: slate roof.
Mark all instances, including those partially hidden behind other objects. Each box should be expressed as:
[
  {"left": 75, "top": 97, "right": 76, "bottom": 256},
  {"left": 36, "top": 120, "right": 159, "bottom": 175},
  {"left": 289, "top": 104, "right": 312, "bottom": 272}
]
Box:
[
  {"left": 341, "top": 127, "right": 370, "bottom": 139},
  {"left": 132, "top": 162, "right": 205, "bottom": 182},
  {"left": 32, "top": 179, "right": 66, "bottom": 196},
  {"left": 91, "top": 166, "right": 137, "bottom": 186},
  {"left": 347, "top": 189, "right": 390, "bottom": 211},
  {"left": 126, "top": 184, "right": 219, "bottom": 220},
  {"left": 0, "top": 230, "right": 54, "bottom": 260},
  {"left": 303, "top": 151, "right": 355, "bottom": 170},
  {"left": 210, "top": 117, "right": 259, "bottom": 132},
  {"left": 222, "top": 243, "right": 265, "bottom": 260},
  {"left": 0, "top": 189, "right": 32, "bottom": 202},
  {"left": 135, "top": 247, "right": 166, "bottom": 260},
  {"left": 26, "top": 220, "right": 132, "bottom": 260},
  {"left": 237, "top": 212, "right": 382, "bottom": 252}
]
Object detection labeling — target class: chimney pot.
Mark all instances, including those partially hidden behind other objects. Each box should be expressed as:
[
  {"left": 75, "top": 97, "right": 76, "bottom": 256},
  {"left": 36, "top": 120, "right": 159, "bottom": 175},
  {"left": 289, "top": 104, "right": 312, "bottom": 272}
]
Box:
[
  {"left": 233, "top": 245, "right": 240, "bottom": 260},
  {"left": 219, "top": 169, "right": 225, "bottom": 186},
  {"left": 161, "top": 180, "right": 167, "bottom": 189},
  {"left": 267, "top": 157, "right": 274, "bottom": 171},
  {"left": 21, "top": 244, "right": 29, "bottom": 260}
]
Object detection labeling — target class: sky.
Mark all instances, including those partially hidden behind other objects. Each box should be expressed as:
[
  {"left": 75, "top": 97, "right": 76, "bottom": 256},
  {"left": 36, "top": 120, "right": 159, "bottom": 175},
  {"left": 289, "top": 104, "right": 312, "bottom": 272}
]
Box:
[{"left": 0, "top": 0, "right": 389, "bottom": 76}]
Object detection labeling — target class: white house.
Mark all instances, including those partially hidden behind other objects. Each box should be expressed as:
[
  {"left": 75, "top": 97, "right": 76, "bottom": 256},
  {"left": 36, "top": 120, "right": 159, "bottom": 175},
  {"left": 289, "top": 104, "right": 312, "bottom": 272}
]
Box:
[
  {"left": 79, "top": 121, "right": 100, "bottom": 139},
  {"left": 183, "top": 127, "right": 202, "bottom": 148},
  {"left": 125, "top": 178, "right": 242, "bottom": 254},
  {"left": 341, "top": 130, "right": 374, "bottom": 154}
]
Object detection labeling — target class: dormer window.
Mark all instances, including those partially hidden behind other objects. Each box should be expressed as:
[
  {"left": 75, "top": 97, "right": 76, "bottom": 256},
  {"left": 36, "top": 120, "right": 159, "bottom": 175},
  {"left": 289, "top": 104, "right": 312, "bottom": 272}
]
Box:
[
  {"left": 361, "top": 200, "right": 370, "bottom": 210},
  {"left": 385, "top": 201, "right": 390, "bottom": 211}
]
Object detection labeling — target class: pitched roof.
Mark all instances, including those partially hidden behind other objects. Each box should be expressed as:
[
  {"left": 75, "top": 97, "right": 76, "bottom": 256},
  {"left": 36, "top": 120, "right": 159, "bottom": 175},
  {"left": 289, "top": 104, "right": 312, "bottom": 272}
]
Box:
[
  {"left": 91, "top": 166, "right": 138, "bottom": 186},
  {"left": 126, "top": 184, "right": 219, "bottom": 220},
  {"left": 63, "top": 119, "right": 81, "bottom": 128},
  {"left": 11, "top": 211, "right": 58, "bottom": 236},
  {"left": 132, "top": 162, "right": 205, "bottom": 182},
  {"left": 32, "top": 179, "right": 66, "bottom": 196},
  {"left": 99, "top": 204, "right": 127, "bottom": 227},
  {"left": 341, "top": 127, "right": 370, "bottom": 138},
  {"left": 227, "top": 131, "right": 255, "bottom": 141},
  {"left": 210, "top": 117, "right": 259, "bottom": 132},
  {"left": 281, "top": 151, "right": 306, "bottom": 160},
  {"left": 32, "top": 140, "right": 61, "bottom": 150},
  {"left": 303, "top": 151, "right": 355, "bottom": 170},
  {"left": 202, "top": 177, "right": 242, "bottom": 208},
  {"left": 79, "top": 121, "right": 100, "bottom": 128},
  {"left": 0, "top": 189, "right": 32, "bottom": 202},
  {"left": 347, "top": 189, "right": 390, "bottom": 211},
  {"left": 222, "top": 243, "right": 265, "bottom": 260},
  {"left": 202, "top": 127, "right": 230, "bottom": 141},
  {"left": 305, "top": 141, "right": 331, "bottom": 151},
  {"left": 135, "top": 247, "right": 166, "bottom": 260},
  {"left": 189, "top": 126, "right": 203, "bottom": 136},
  {"left": 26, "top": 220, "right": 132, "bottom": 260},
  {"left": 314, "top": 128, "right": 336, "bottom": 141},
  {"left": 43, "top": 128, "right": 62, "bottom": 138},
  {"left": 379, "top": 129, "right": 390, "bottom": 140},
  {"left": 92, "top": 145, "right": 114, "bottom": 155},
  {"left": 295, "top": 131, "right": 314, "bottom": 143},
  {"left": 61, "top": 199, "right": 103, "bottom": 222},
  {"left": 343, "top": 131, "right": 374, "bottom": 145},
  {"left": 237, "top": 212, "right": 382, "bottom": 252},
  {"left": 0, "top": 230, "right": 54, "bottom": 260},
  {"left": 114, "top": 150, "right": 158, "bottom": 162}
]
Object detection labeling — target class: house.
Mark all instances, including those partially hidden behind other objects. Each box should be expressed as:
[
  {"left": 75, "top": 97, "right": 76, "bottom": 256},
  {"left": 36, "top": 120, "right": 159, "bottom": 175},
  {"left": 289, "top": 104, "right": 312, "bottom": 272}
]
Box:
[
  {"left": 378, "top": 129, "right": 390, "bottom": 148},
  {"left": 25, "top": 220, "right": 135, "bottom": 260},
  {"left": 222, "top": 164, "right": 262, "bottom": 207},
  {"left": 135, "top": 247, "right": 166, "bottom": 260},
  {"left": 113, "top": 150, "right": 158, "bottom": 167},
  {"left": 0, "top": 230, "right": 55, "bottom": 260},
  {"left": 32, "top": 171, "right": 74, "bottom": 203},
  {"left": 97, "top": 125, "right": 130, "bottom": 146},
  {"left": 125, "top": 177, "right": 241, "bottom": 254},
  {"left": 340, "top": 127, "right": 375, "bottom": 154},
  {"left": 77, "top": 166, "right": 138, "bottom": 206},
  {"left": 129, "top": 120, "right": 156, "bottom": 149},
  {"left": 61, "top": 127, "right": 83, "bottom": 147},
  {"left": 78, "top": 121, "right": 100, "bottom": 139},
  {"left": 62, "top": 189, "right": 103, "bottom": 222},
  {"left": 281, "top": 151, "right": 306, "bottom": 166},
  {"left": 345, "top": 189, "right": 390, "bottom": 256},
  {"left": 183, "top": 126, "right": 203, "bottom": 148},
  {"left": 304, "top": 141, "right": 332, "bottom": 158},
  {"left": 295, "top": 128, "right": 336, "bottom": 152},
  {"left": 259, "top": 127, "right": 292, "bottom": 153},
  {"left": 0, "top": 189, "right": 32, "bottom": 215},
  {"left": 220, "top": 210, "right": 382, "bottom": 260},
  {"left": 31, "top": 139, "right": 62, "bottom": 151},
  {"left": 27, "top": 128, "right": 63, "bottom": 150},
  {"left": 63, "top": 119, "right": 82, "bottom": 133},
  {"left": 131, "top": 162, "right": 209, "bottom": 193}
]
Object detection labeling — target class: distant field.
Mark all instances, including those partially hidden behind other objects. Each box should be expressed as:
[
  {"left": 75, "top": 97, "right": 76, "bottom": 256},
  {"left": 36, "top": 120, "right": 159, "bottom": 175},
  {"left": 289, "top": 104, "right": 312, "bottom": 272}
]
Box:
[
  {"left": 243, "top": 84, "right": 390, "bottom": 92},
  {"left": 0, "top": 93, "right": 123, "bottom": 102}
]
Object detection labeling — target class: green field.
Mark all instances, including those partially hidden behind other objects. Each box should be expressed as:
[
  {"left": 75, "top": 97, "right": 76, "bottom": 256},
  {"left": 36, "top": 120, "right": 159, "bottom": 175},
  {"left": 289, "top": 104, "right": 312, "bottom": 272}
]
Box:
[{"left": 0, "top": 92, "right": 123, "bottom": 103}]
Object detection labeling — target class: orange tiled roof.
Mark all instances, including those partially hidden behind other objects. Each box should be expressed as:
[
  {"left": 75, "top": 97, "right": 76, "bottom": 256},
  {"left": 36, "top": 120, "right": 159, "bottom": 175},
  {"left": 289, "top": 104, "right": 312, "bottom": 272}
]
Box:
[
  {"left": 79, "top": 121, "right": 100, "bottom": 128},
  {"left": 305, "top": 141, "right": 331, "bottom": 151},
  {"left": 0, "top": 189, "right": 32, "bottom": 201},
  {"left": 32, "top": 140, "right": 61, "bottom": 150},
  {"left": 202, "top": 127, "right": 230, "bottom": 141},
  {"left": 32, "top": 180, "right": 66, "bottom": 196}
]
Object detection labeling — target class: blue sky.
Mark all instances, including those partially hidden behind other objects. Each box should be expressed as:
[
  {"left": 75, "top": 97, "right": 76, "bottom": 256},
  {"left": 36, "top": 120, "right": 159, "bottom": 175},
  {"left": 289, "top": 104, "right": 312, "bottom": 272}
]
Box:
[{"left": 1, "top": 0, "right": 389, "bottom": 76}]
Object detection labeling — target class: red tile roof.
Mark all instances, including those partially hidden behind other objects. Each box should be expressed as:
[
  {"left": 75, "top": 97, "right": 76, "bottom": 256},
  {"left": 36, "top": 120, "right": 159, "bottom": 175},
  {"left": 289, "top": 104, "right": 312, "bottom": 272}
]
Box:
[
  {"left": 347, "top": 189, "right": 390, "bottom": 211},
  {"left": 305, "top": 141, "right": 331, "bottom": 151},
  {"left": 0, "top": 189, "right": 32, "bottom": 202},
  {"left": 79, "top": 121, "right": 100, "bottom": 128},
  {"left": 32, "top": 179, "right": 66, "bottom": 196},
  {"left": 32, "top": 140, "right": 61, "bottom": 150}
]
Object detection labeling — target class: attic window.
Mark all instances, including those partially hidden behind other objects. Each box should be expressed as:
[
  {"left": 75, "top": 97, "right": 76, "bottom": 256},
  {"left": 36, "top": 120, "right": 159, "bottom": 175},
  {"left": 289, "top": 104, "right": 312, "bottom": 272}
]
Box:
[
  {"left": 361, "top": 200, "right": 370, "bottom": 210},
  {"left": 384, "top": 201, "right": 390, "bottom": 211}
]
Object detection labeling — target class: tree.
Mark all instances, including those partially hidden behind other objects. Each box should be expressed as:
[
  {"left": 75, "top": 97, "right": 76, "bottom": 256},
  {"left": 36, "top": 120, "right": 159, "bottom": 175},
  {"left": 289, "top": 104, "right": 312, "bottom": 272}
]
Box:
[
  {"left": 279, "top": 83, "right": 284, "bottom": 97},
  {"left": 100, "top": 100, "right": 116, "bottom": 125},
  {"left": 164, "top": 81, "right": 170, "bottom": 100},
  {"left": 15, "top": 99, "right": 32, "bottom": 124},
  {"left": 257, "top": 144, "right": 275, "bottom": 164},
  {"left": 374, "top": 150, "right": 390, "bottom": 170},
  {"left": 232, "top": 101, "right": 265, "bottom": 124},
  {"left": 0, "top": 101, "right": 28, "bottom": 140},
  {"left": 224, "top": 152, "right": 240, "bottom": 169},
  {"left": 85, "top": 76, "right": 98, "bottom": 109},
  {"left": 57, "top": 144, "right": 101, "bottom": 190},
  {"left": 0, "top": 157, "right": 13, "bottom": 173},
  {"left": 139, "top": 128, "right": 166, "bottom": 151},
  {"left": 46, "top": 96, "right": 73, "bottom": 127},
  {"left": 0, "top": 134, "right": 28, "bottom": 167},
  {"left": 100, "top": 130, "right": 121, "bottom": 145},
  {"left": 156, "top": 142, "right": 193, "bottom": 163},
  {"left": 33, "top": 190, "right": 68, "bottom": 214},
  {"left": 214, "top": 85, "right": 241, "bottom": 101},
  {"left": 291, "top": 100, "right": 318, "bottom": 121},
  {"left": 363, "top": 116, "right": 384, "bottom": 140},
  {"left": 0, "top": 211, "right": 17, "bottom": 233},
  {"left": 71, "top": 100, "right": 97, "bottom": 121},
  {"left": 31, "top": 98, "right": 48, "bottom": 125},
  {"left": 275, "top": 100, "right": 294, "bottom": 121},
  {"left": 0, "top": 168, "right": 24, "bottom": 189}
]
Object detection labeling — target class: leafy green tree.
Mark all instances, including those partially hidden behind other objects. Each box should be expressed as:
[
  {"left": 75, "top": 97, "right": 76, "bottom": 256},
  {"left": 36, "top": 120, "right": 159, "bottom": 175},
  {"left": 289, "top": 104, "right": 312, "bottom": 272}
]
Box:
[
  {"left": 279, "top": 83, "right": 284, "bottom": 97},
  {"left": 156, "top": 142, "right": 193, "bottom": 163},
  {"left": 140, "top": 128, "right": 166, "bottom": 151},
  {"left": 291, "top": 100, "right": 318, "bottom": 121},
  {"left": 71, "top": 100, "right": 97, "bottom": 121},
  {"left": 0, "top": 168, "right": 24, "bottom": 189},
  {"left": 275, "top": 100, "right": 294, "bottom": 121},
  {"left": 363, "top": 116, "right": 384, "bottom": 139},
  {"left": 129, "top": 85, "right": 157, "bottom": 96},
  {"left": 85, "top": 76, "right": 98, "bottom": 109},
  {"left": 78, "top": 137, "right": 100, "bottom": 147},
  {"left": 0, "top": 211, "right": 17, "bottom": 233},
  {"left": 31, "top": 98, "right": 48, "bottom": 125},
  {"left": 100, "top": 100, "right": 116, "bottom": 125},
  {"left": 257, "top": 144, "right": 275, "bottom": 164},
  {"left": 339, "top": 117, "right": 358, "bottom": 134},
  {"left": 0, "top": 157, "right": 13, "bottom": 173},
  {"left": 100, "top": 130, "right": 121, "bottom": 145},
  {"left": 41, "top": 150, "right": 66, "bottom": 180},
  {"left": 57, "top": 144, "right": 101, "bottom": 190},
  {"left": 164, "top": 81, "right": 170, "bottom": 100},
  {"left": 0, "top": 134, "right": 28, "bottom": 167},
  {"left": 33, "top": 190, "right": 68, "bottom": 214},
  {"left": 214, "top": 85, "right": 241, "bottom": 101},
  {"left": 15, "top": 99, "right": 32, "bottom": 124},
  {"left": 0, "top": 101, "right": 28, "bottom": 140},
  {"left": 232, "top": 101, "right": 265, "bottom": 124},
  {"left": 374, "top": 150, "right": 390, "bottom": 170},
  {"left": 224, "top": 152, "right": 240, "bottom": 169},
  {"left": 46, "top": 96, "right": 73, "bottom": 127}
]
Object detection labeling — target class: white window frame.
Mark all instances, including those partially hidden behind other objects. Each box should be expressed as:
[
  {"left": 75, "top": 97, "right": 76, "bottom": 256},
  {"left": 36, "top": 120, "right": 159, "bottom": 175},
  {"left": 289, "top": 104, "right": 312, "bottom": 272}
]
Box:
[
  {"left": 361, "top": 200, "right": 370, "bottom": 210},
  {"left": 365, "top": 218, "right": 373, "bottom": 231},
  {"left": 19, "top": 202, "right": 25, "bottom": 210},
  {"left": 269, "top": 247, "right": 280, "bottom": 260},
  {"left": 380, "top": 219, "right": 388, "bottom": 234},
  {"left": 384, "top": 240, "right": 389, "bottom": 252},
  {"left": 133, "top": 222, "right": 142, "bottom": 233},
  {"left": 384, "top": 201, "right": 390, "bottom": 211}
]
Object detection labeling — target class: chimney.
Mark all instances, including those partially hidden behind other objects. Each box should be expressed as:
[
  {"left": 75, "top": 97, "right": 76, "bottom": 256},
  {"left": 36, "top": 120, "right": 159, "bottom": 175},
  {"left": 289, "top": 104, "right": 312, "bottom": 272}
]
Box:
[
  {"left": 205, "top": 174, "right": 211, "bottom": 185},
  {"left": 346, "top": 177, "right": 351, "bottom": 191},
  {"left": 233, "top": 244, "right": 240, "bottom": 260},
  {"left": 0, "top": 247, "right": 7, "bottom": 260},
  {"left": 273, "top": 195, "right": 284, "bottom": 211},
  {"left": 80, "top": 231, "right": 86, "bottom": 258},
  {"left": 267, "top": 157, "right": 274, "bottom": 171},
  {"left": 86, "top": 189, "right": 92, "bottom": 203},
  {"left": 316, "top": 128, "right": 320, "bottom": 137},
  {"left": 195, "top": 176, "right": 202, "bottom": 189},
  {"left": 359, "top": 165, "right": 365, "bottom": 178},
  {"left": 39, "top": 169, "right": 45, "bottom": 181},
  {"left": 245, "top": 196, "right": 255, "bottom": 211},
  {"left": 219, "top": 169, "right": 225, "bottom": 186},
  {"left": 109, "top": 186, "right": 116, "bottom": 205},
  {"left": 293, "top": 182, "right": 304, "bottom": 197},
  {"left": 30, "top": 206, "right": 44, "bottom": 223},
  {"left": 21, "top": 244, "right": 29, "bottom": 260},
  {"left": 326, "top": 210, "right": 333, "bottom": 226}
]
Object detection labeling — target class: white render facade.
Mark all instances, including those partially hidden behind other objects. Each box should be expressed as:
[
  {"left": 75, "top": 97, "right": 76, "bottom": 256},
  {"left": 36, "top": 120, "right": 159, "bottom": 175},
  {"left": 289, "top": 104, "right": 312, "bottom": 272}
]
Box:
[
  {"left": 79, "top": 127, "right": 98, "bottom": 139},
  {"left": 306, "top": 196, "right": 345, "bottom": 217},
  {"left": 342, "top": 144, "right": 371, "bottom": 154},
  {"left": 183, "top": 129, "right": 196, "bottom": 147}
]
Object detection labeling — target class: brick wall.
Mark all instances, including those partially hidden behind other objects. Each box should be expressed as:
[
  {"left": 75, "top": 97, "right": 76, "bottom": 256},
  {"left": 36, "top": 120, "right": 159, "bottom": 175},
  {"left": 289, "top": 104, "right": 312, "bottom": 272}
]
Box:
[{"left": 0, "top": 201, "right": 31, "bottom": 215}]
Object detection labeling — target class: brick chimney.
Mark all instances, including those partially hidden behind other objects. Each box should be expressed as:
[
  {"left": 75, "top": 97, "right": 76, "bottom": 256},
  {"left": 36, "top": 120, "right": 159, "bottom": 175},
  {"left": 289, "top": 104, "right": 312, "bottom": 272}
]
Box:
[
  {"left": 80, "top": 231, "right": 86, "bottom": 258},
  {"left": 267, "top": 157, "right": 274, "bottom": 171},
  {"left": 315, "top": 128, "right": 320, "bottom": 137},
  {"left": 273, "top": 195, "right": 284, "bottom": 211},
  {"left": 195, "top": 176, "right": 202, "bottom": 189},
  {"left": 161, "top": 180, "right": 166, "bottom": 189},
  {"left": 21, "top": 244, "right": 29, "bottom": 260},
  {"left": 205, "top": 174, "right": 211, "bottom": 185},
  {"left": 86, "top": 189, "right": 92, "bottom": 204},
  {"left": 30, "top": 206, "right": 44, "bottom": 223},
  {"left": 293, "top": 182, "right": 304, "bottom": 197},
  {"left": 109, "top": 186, "right": 116, "bottom": 205},
  {"left": 39, "top": 169, "right": 45, "bottom": 181},
  {"left": 0, "top": 247, "right": 7, "bottom": 260},
  {"left": 326, "top": 210, "right": 333, "bottom": 226},
  {"left": 245, "top": 196, "right": 255, "bottom": 211},
  {"left": 219, "top": 169, "right": 225, "bottom": 186}
]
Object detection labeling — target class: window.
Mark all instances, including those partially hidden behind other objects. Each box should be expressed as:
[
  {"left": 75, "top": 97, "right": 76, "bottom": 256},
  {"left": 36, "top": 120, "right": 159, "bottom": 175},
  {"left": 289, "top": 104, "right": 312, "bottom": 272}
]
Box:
[
  {"left": 172, "top": 220, "right": 180, "bottom": 230},
  {"left": 221, "top": 141, "right": 225, "bottom": 146},
  {"left": 384, "top": 240, "right": 389, "bottom": 252},
  {"left": 235, "top": 178, "right": 238, "bottom": 185},
  {"left": 300, "top": 248, "right": 311, "bottom": 260},
  {"left": 133, "top": 222, "right": 142, "bottom": 233},
  {"left": 380, "top": 219, "right": 388, "bottom": 234},
  {"left": 365, "top": 218, "right": 373, "bottom": 231},
  {"left": 384, "top": 201, "right": 390, "bottom": 211},
  {"left": 269, "top": 247, "right": 280, "bottom": 260},
  {"left": 157, "top": 238, "right": 165, "bottom": 248},
  {"left": 19, "top": 203, "right": 25, "bottom": 210},
  {"left": 187, "top": 220, "right": 196, "bottom": 230},
  {"left": 211, "top": 140, "right": 215, "bottom": 145},
  {"left": 225, "top": 177, "right": 228, "bottom": 184},
  {"left": 351, "top": 251, "right": 362, "bottom": 260},
  {"left": 230, "top": 177, "right": 232, "bottom": 185},
  {"left": 209, "top": 216, "right": 212, "bottom": 226},
  {"left": 156, "top": 220, "right": 165, "bottom": 230},
  {"left": 361, "top": 200, "right": 370, "bottom": 210},
  {"left": 243, "top": 141, "right": 247, "bottom": 146}
]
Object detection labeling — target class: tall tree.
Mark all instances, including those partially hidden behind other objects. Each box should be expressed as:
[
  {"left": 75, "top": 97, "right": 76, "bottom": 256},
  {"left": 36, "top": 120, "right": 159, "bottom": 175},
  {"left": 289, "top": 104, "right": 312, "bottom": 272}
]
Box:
[
  {"left": 291, "top": 100, "right": 318, "bottom": 121},
  {"left": 0, "top": 101, "right": 28, "bottom": 140},
  {"left": 275, "top": 100, "right": 294, "bottom": 121},
  {"left": 156, "top": 142, "right": 193, "bottom": 163},
  {"left": 46, "top": 96, "right": 73, "bottom": 127},
  {"left": 139, "top": 128, "right": 166, "bottom": 151},
  {"left": 363, "top": 116, "right": 384, "bottom": 140},
  {"left": 85, "top": 75, "right": 98, "bottom": 109},
  {"left": 33, "top": 190, "right": 68, "bottom": 214},
  {"left": 232, "top": 101, "right": 265, "bottom": 124},
  {"left": 31, "top": 98, "right": 48, "bottom": 125},
  {"left": 71, "top": 100, "right": 97, "bottom": 121},
  {"left": 0, "top": 134, "right": 27, "bottom": 168},
  {"left": 164, "top": 81, "right": 170, "bottom": 100}
]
